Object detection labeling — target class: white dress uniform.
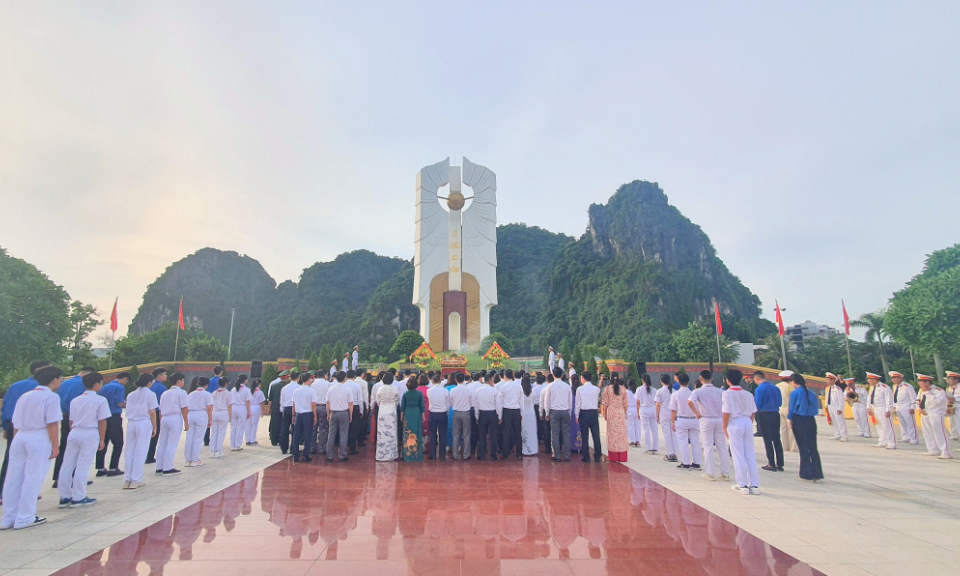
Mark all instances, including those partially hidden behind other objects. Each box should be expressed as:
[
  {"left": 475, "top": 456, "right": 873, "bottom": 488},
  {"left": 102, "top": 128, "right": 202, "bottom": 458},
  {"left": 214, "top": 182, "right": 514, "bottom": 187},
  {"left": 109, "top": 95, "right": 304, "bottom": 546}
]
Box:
[
  {"left": 626, "top": 388, "right": 640, "bottom": 444},
  {"left": 352, "top": 350, "right": 359, "bottom": 371},
  {"left": 946, "top": 382, "right": 959, "bottom": 440},
  {"left": 548, "top": 350, "right": 556, "bottom": 372},
  {"left": 123, "top": 387, "right": 158, "bottom": 483},
  {"left": 917, "top": 383, "right": 952, "bottom": 459},
  {"left": 230, "top": 386, "right": 252, "bottom": 450},
  {"left": 247, "top": 388, "right": 266, "bottom": 444},
  {"left": 852, "top": 383, "right": 871, "bottom": 437},
  {"left": 722, "top": 385, "right": 760, "bottom": 491},
  {"left": 654, "top": 385, "right": 675, "bottom": 456},
  {"left": 1, "top": 386, "right": 61, "bottom": 529},
  {"left": 58, "top": 390, "right": 111, "bottom": 503},
  {"left": 825, "top": 383, "right": 848, "bottom": 440},
  {"left": 209, "top": 388, "right": 230, "bottom": 456},
  {"left": 637, "top": 385, "right": 658, "bottom": 452},
  {"left": 893, "top": 381, "right": 919, "bottom": 444},
  {"left": 185, "top": 388, "right": 213, "bottom": 464},
  {"left": 670, "top": 387, "right": 702, "bottom": 467},
  {"left": 868, "top": 381, "right": 896, "bottom": 449},
  {"left": 156, "top": 386, "right": 189, "bottom": 472},
  {"left": 689, "top": 384, "right": 730, "bottom": 479}
]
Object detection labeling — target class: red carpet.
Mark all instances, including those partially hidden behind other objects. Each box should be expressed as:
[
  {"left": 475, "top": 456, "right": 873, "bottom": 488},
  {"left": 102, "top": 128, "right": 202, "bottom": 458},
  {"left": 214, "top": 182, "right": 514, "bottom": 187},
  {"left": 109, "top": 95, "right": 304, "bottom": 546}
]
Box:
[{"left": 51, "top": 454, "right": 824, "bottom": 576}]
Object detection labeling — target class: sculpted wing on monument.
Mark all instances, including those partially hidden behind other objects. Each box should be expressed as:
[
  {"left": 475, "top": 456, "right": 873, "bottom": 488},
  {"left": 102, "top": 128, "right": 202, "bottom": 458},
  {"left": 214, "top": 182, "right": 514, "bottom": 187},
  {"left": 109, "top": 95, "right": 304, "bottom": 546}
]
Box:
[
  {"left": 413, "top": 157, "right": 450, "bottom": 308},
  {"left": 461, "top": 156, "right": 498, "bottom": 307}
]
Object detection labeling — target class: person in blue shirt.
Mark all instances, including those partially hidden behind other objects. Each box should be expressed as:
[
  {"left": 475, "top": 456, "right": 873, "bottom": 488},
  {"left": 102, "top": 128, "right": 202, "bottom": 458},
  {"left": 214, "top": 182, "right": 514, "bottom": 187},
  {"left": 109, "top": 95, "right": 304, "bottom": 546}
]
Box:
[
  {"left": 145, "top": 367, "right": 168, "bottom": 464},
  {"left": 52, "top": 367, "right": 96, "bottom": 486},
  {"left": 204, "top": 366, "right": 223, "bottom": 446},
  {"left": 752, "top": 370, "right": 784, "bottom": 472},
  {"left": 96, "top": 372, "right": 128, "bottom": 476},
  {"left": 787, "top": 373, "right": 824, "bottom": 481},
  {"left": 1, "top": 360, "right": 51, "bottom": 498}
]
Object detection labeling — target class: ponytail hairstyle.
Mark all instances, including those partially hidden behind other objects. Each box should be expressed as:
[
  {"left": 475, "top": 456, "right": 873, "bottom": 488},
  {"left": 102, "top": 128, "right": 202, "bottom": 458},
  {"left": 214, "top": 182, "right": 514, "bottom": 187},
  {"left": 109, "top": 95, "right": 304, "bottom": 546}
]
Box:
[
  {"left": 612, "top": 375, "right": 621, "bottom": 396},
  {"left": 221, "top": 377, "right": 232, "bottom": 390},
  {"left": 660, "top": 374, "right": 673, "bottom": 394},
  {"left": 136, "top": 372, "right": 155, "bottom": 388},
  {"left": 791, "top": 373, "right": 811, "bottom": 411},
  {"left": 250, "top": 378, "right": 261, "bottom": 391},
  {"left": 235, "top": 374, "right": 248, "bottom": 391},
  {"left": 641, "top": 373, "right": 652, "bottom": 392},
  {"left": 571, "top": 373, "right": 581, "bottom": 392},
  {"left": 627, "top": 378, "right": 637, "bottom": 393},
  {"left": 521, "top": 374, "right": 532, "bottom": 397}
]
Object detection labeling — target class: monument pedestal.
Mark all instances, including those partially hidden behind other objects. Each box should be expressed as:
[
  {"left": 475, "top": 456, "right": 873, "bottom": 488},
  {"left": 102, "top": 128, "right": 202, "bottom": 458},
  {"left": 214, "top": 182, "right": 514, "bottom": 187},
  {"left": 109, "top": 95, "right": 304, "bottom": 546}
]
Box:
[{"left": 442, "top": 290, "right": 467, "bottom": 351}]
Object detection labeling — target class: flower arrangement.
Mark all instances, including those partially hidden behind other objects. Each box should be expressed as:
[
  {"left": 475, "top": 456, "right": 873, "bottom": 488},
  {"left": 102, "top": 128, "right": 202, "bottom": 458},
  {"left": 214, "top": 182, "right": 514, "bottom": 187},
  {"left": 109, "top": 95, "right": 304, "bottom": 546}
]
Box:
[
  {"left": 482, "top": 341, "right": 510, "bottom": 369},
  {"left": 408, "top": 342, "right": 436, "bottom": 370}
]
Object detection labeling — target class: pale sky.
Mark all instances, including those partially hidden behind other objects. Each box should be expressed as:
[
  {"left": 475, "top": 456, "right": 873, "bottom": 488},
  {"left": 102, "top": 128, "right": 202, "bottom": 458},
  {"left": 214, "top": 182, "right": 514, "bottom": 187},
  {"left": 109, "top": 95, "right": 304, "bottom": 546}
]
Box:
[{"left": 2, "top": 2, "right": 958, "bottom": 345}]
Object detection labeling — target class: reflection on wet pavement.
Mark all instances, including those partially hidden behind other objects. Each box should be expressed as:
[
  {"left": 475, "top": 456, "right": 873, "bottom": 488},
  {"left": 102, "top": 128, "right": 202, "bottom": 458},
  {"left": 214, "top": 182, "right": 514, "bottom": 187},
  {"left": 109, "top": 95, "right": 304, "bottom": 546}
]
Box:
[{"left": 51, "top": 456, "right": 824, "bottom": 576}]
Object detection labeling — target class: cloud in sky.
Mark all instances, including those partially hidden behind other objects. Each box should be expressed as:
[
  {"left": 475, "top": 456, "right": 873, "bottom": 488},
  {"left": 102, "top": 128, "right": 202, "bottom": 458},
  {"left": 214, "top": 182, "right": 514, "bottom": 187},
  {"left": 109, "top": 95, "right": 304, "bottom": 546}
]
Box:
[{"left": 2, "top": 2, "right": 959, "bottom": 344}]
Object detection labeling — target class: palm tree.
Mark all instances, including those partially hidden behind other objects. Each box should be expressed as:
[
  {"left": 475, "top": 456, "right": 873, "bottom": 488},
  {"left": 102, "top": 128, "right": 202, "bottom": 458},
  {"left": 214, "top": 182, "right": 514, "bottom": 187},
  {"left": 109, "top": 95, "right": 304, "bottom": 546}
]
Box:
[
  {"left": 851, "top": 310, "right": 890, "bottom": 377},
  {"left": 754, "top": 333, "right": 802, "bottom": 372}
]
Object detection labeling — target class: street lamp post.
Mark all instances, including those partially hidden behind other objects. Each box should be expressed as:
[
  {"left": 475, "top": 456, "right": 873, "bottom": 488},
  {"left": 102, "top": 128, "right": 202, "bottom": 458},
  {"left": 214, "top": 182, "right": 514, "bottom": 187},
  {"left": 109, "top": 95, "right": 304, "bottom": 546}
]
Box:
[{"left": 227, "top": 308, "right": 236, "bottom": 361}]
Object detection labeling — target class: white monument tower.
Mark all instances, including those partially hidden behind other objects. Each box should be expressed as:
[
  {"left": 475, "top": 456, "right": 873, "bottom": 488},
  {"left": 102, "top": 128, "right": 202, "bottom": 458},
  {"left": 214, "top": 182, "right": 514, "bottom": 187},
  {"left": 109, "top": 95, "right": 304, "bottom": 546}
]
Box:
[{"left": 413, "top": 157, "right": 497, "bottom": 352}]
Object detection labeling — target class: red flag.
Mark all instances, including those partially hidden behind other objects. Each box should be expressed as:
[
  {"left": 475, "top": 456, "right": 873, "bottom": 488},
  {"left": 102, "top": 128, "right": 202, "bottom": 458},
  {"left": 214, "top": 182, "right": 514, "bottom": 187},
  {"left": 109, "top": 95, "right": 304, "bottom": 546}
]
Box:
[
  {"left": 110, "top": 298, "right": 118, "bottom": 333},
  {"left": 178, "top": 297, "right": 185, "bottom": 331},
  {"left": 775, "top": 300, "right": 785, "bottom": 336},
  {"left": 713, "top": 298, "right": 723, "bottom": 335},
  {"left": 842, "top": 300, "right": 850, "bottom": 335}
]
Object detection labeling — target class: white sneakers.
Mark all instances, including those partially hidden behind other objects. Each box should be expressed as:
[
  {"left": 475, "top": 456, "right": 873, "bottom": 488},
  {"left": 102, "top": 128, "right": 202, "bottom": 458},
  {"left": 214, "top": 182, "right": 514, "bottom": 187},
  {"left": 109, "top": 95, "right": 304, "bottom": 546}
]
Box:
[
  {"left": 922, "top": 451, "right": 940, "bottom": 456},
  {"left": 730, "top": 485, "right": 759, "bottom": 495},
  {"left": 701, "top": 473, "right": 716, "bottom": 481}
]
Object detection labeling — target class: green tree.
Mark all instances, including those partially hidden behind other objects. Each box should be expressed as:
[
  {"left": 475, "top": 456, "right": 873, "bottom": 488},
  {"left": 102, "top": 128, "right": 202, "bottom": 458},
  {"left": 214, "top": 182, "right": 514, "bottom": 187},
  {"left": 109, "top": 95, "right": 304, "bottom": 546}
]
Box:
[
  {"left": 67, "top": 301, "right": 103, "bottom": 353},
  {"left": 571, "top": 345, "right": 586, "bottom": 375},
  {"left": 480, "top": 332, "right": 514, "bottom": 355},
  {"left": 126, "top": 364, "right": 140, "bottom": 393},
  {"left": 754, "top": 333, "right": 801, "bottom": 371},
  {"left": 390, "top": 330, "right": 424, "bottom": 362},
  {"left": 261, "top": 363, "right": 278, "bottom": 386},
  {"left": 333, "top": 341, "right": 346, "bottom": 366},
  {"left": 599, "top": 359, "right": 610, "bottom": 378},
  {"left": 318, "top": 344, "right": 332, "bottom": 371},
  {"left": 627, "top": 360, "right": 641, "bottom": 383},
  {"left": 308, "top": 352, "right": 320, "bottom": 371},
  {"left": 801, "top": 335, "right": 849, "bottom": 377},
  {"left": 302, "top": 344, "right": 313, "bottom": 362},
  {"left": 184, "top": 335, "right": 228, "bottom": 362},
  {"left": 671, "top": 322, "right": 738, "bottom": 362},
  {"left": 851, "top": 310, "right": 891, "bottom": 378}
]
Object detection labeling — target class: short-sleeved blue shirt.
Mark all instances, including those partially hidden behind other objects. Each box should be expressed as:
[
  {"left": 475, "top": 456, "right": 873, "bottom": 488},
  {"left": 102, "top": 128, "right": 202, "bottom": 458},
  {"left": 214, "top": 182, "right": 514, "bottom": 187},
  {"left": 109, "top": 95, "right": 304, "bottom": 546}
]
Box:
[
  {"left": 58, "top": 375, "right": 87, "bottom": 414},
  {"left": 149, "top": 381, "right": 167, "bottom": 408},
  {"left": 753, "top": 381, "right": 782, "bottom": 412},
  {"left": 98, "top": 380, "right": 126, "bottom": 415},
  {"left": 207, "top": 376, "right": 220, "bottom": 393},
  {"left": 1, "top": 377, "right": 37, "bottom": 426}
]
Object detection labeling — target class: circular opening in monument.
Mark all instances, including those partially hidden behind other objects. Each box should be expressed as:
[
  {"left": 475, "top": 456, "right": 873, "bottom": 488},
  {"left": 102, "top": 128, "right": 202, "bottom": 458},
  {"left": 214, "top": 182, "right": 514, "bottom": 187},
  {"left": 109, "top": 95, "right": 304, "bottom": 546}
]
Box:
[{"left": 437, "top": 183, "right": 474, "bottom": 213}]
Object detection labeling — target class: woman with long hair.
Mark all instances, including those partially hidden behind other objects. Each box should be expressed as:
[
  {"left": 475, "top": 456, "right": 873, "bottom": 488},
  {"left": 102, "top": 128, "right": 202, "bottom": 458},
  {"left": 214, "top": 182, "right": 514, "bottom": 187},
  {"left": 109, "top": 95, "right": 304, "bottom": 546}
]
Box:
[
  {"left": 602, "top": 373, "right": 630, "bottom": 462},
  {"left": 520, "top": 374, "right": 538, "bottom": 456},
  {"left": 375, "top": 372, "right": 400, "bottom": 461},
  {"left": 185, "top": 374, "right": 213, "bottom": 467},
  {"left": 637, "top": 374, "right": 659, "bottom": 454},
  {"left": 228, "top": 375, "right": 252, "bottom": 451},
  {"left": 626, "top": 378, "right": 640, "bottom": 446},
  {"left": 246, "top": 378, "right": 265, "bottom": 446},
  {"left": 788, "top": 374, "right": 823, "bottom": 481},
  {"left": 401, "top": 376, "right": 426, "bottom": 461},
  {"left": 655, "top": 374, "right": 677, "bottom": 461},
  {"left": 208, "top": 377, "right": 229, "bottom": 458}
]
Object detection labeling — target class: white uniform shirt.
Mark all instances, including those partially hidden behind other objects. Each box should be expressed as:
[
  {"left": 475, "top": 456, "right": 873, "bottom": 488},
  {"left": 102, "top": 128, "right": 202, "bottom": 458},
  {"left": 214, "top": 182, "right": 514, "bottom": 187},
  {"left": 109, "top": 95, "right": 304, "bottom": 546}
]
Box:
[
  {"left": 689, "top": 384, "right": 723, "bottom": 419},
  {"left": 354, "top": 377, "right": 369, "bottom": 408},
  {"left": 280, "top": 382, "right": 300, "bottom": 409},
  {"left": 869, "top": 383, "right": 894, "bottom": 413},
  {"left": 349, "top": 380, "right": 365, "bottom": 414},
  {"left": 654, "top": 385, "right": 672, "bottom": 409},
  {"left": 187, "top": 389, "right": 213, "bottom": 412},
  {"left": 427, "top": 384, "right": 450, "bottom": 413},
  {"left": 558, "top": 358, "right": 566, "bottom": 370},
  {"left": 548, "top": 351, "right": 556, "bottom": 371},
  {"left": 669, "top": 387, "right": 697, "bottom": 418},
  {"left": 267, "top": 377, "right": 281, "bottom": 397},
  {"left": 467, "top": 381, "right": 485, "bottom": 409},
  {"left": 721, "top": 386, "right": 757, "bottom": 419},
  {"left": 312, "top": 378, "right": 331, "bottom": 405},
  {"left": 68, "top": 390, "right": 111, "bottom": 429},
  {"left": 893, "top": 383, "right": 918, "bottom": 410},
  {"left": 231, "top": 386, "right": 253, "bottom": 407},
  {"left": 575, "top": 382, "right": 600, "bottom": 419},
  {"left": 159, "top": 387, "right": 189, "bottom": 418},
  {"left": 918, "top": 386, "right": 948, "bottom": 416},
  {"left": 352, "top": 350, "right": 359, "bottom": 369},
  {"left": 450, "top": 384, "right": 474, "bottom": 412},
  {"left": 125, "top": 387, "right": 159, "bottom": 421},
  {"left": 637, "top": 385, "right": 658, "bottom": 413},
  {"left": 326, "top": 382, "right": 352, "bottom": 411},
  {"left": 292, "top": 385, "right": 318, "bottom": 414},
  {"left": 544, "top": 380, "right": 573, "bottom": 412},
  {"left": 531, "top": 383, "right": 543, "bottom": 405},
  {"left": 499, "top": 380, "right": 524, "bottom": 410},
  {"left": 211, "top": 389, "right": 230, "bottom": 412},
  {"left": 329, "top": 364, "right": 338, "bottom": 376},
  {"left": 252, "top": 389, "right": 266, "bottom": 406},
  {"left": 825, "top": 384, "right": 845, "bottom": 410},
  {"left": 12, "top": 386, "right": 61, "bottom": 431},
  {"left": 474, "top": 385, "right": 502, "bottom": 419},
  {"left": 855, "top": 385, "right": 869, "bottom": 406}
]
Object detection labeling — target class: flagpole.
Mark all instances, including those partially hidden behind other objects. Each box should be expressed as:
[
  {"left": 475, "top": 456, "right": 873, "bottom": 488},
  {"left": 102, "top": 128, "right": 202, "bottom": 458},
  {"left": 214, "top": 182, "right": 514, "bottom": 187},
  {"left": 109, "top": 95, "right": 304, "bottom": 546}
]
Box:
[
  {"left": 109, "top": 331, "right": 114, "bottom": 370},
  {"left": 841, "top": 299, "right": 853, "bottom": 376},
  {"left": 713, "top": 298, "right": 723, "bottom": 363},
  {"left": 844, "top": 334, "right": 853, "bottom": 375},
  {"left": 779, "top": 335, "right": 788, "bottom": 370},
  {"left": 173, "top": 295, "right": 182, "bottom": 369}
]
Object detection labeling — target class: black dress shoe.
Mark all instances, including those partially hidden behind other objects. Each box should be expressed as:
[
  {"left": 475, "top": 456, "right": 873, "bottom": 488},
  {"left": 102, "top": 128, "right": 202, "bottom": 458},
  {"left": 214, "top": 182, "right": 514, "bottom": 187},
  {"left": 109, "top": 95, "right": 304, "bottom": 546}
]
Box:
[
  {"left": 96, "top": 470, "right": 108, "bottom": 477},
  {"left": 477, "top": 457, "right": 485, "bottom": 461},
  {"left": 302, "top": 456, "right": 312, "bottom": 462},
  {"left": 145, "top": 458, "right": 156, "bottom": 464},
  {"left": 327, "top": 458, "right": 334, "bottom": 463},
  {"left": 581, "top": 458, "right": 590, "bottom": 463},
  {"left": 106, "top": 469, "right": 124, "bottom": 477},
  {"left": 339, "top": 457, "right": 349, "bottom": 462},
  {"left": 427, "top": 456, "right": 435, "bottom": 460},
  {"left": 552, "top": 458, "right": 561, "bottom": 462}
]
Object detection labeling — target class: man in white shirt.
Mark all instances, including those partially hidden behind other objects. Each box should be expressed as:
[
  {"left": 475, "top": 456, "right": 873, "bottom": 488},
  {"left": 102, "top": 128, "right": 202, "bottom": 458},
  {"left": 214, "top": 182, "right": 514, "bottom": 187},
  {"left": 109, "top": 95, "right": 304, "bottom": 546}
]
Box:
[
  {"left": 575, "top": 372, "right": 602, "bottom": 463},
  {"left": 426, "top": 375, "right": 450, "bottom": 460},
  {"left": 539, "top": 374, "right": 554, "bottom": 455},
  {"left": 688, "top": 370, "right": 730, "bottom": 481},
  {"left": 544, "top": 368, "right": 572, "bottom": 461},
  {"left": 917, "top": 374, "right": 952, "bottom": 459},
  {"left": 946, "top": 370, "right": 960, "bottom": 440},
  {"left": 548, "top": 347, "right": 556, "bottom": 372},
  {"left": 278, "top": 371, "right": 301, "bottom": 455},
  {"left": 58, "top": 372, "right": 110, "bottom": 508},
  {"left": 450, "top": 373, "right": 474, "bottom": 460},
  {"left": 291, "top": 380, "right": 318, "bottom": 462},
  {"left": 722, "top": 369, "right": 760, "bottom": 495},
  {"left": 346, "top": 370, "right": 364, "bottom": 454},
  {"left": 890, "top": 372, "right": 919, "bottom": 444},
  {"left": 325, "top": 372, "right": 353, "bottom": 461},
  {"left": 849, "top": 378, "right": 871, "bottom": 438},
  {"left": 155, "top": 375, "right": 189, "bottom": 476},
  {"left": 354, "top": 369, "right": 370, "bottom": 448},
  {"left": 557, "top": 354, "right": 566, "bottom": 371},
  {"left": 670, "top": 373, "right": 702, "bottom": 471},
  {"left": 352, "top": 347, "right": 359, "bottom": 371},
  {"left": 499, "top": 369, "right": 525, "bottom": 460},
  {"left": 824, "top": 373, "right": 848, "bottom": 441},
  {"left": 312, "top": 373, "right": 331, "bottom": 456},
  {"left": 867, "top": 372, "right": 896, "bottom": 449},
  {"left": 467, "top": 373, "right": 485, "bottom": 457},
  {"left": 329, "top": 360, "right": 338, "bottom": 377},
  {"left": 475, "top": 374, "right": 502, "bottom": 460}
]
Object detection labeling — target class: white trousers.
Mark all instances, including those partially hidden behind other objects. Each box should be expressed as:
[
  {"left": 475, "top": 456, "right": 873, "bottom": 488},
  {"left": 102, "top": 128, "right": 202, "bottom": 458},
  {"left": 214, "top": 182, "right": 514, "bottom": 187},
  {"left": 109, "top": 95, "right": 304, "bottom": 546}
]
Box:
[
  {"left": 210, "top": 411, "right": 229, "bottom": 455},
  {"left": 57, "top": 427, "right": 99, "bottom": 502},
  {"left": 895, "top": 407, "right": 918, "bottom": 443},
  {"left": 920, "top": 414, "right": 952, "bottom": 457},
  {"left": 1, "top": 430, "right": 52, "bottom": 529},
  {"left": 230, "top": 410, "right": 247, "bottom": 449},
  {"left": 779, "top": 412, "right": 797, "bottom": 452},
  {"left": 185, "top": 412, "right": 208, "bottom": 462},
  {"left": 155, "top": 414, "right": 183, "bottom": 472},
  {"left": 727, "top": 417, "right": 759, "bottom": 488},
  {"left": 659, "top": 414, "right": 675, "bottom": 455},
  {"left": 853, "top": 404, "right": 871, "bottom": 437},
  {"left": 246, "top": 405, "right": 261, "bottom": 443},
  {"left": 640, "top": 410, "right": 658, "bottom": 451},
  {"left": 874, "top": 409, "right": 896, "bottom": 448},
  {"left": 675, "top": 418, "right": 702, "bottom": 466},
  {"left": 699, "top": 417, "right": 730, "bottom": 477},
  {"left": 626, "top": 410, "right": 640, "bottom": 443},
  {"left": 124, "top": 419, "right": 153, "bottom": 482},
  {"left": 946, "top": 412, "right": 959, "bottom": 440},
  {"left": 829, "top": 407, "right": 848, "bottom": 439}
]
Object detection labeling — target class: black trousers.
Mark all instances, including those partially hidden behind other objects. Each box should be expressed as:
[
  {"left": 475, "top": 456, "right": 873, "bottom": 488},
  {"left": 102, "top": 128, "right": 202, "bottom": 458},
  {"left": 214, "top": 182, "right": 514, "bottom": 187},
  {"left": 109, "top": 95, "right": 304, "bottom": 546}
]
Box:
[
  {"left": 291, "top": 412, "right": 315, "bottom": 461},
  {"left": 52, "top": 412, "right": 70, "bottom": 481},
  {"left": 95, "top": 414, "right": 124, "bottom": 470},
  {"left": 542, "top": 413, "right": 552, "bottom": 454},
  {"left": 477, "top": 410, "right": 500, "bottom": 460},
  {"left": 501, "top": 408, "right": 522, "bottom": 459},
  {"left": 146, "top": 411, "right": 161, "bottom": 461},
  {"left": 269, "top": 409, "right": 282, "bottom": 445},
  {"left": 279, "top": 407, "right": 293, "bottom": 454},
  {"left": 757, "top": 411, "right": 784, "bottom": 468},
  {"left": 348, "top": 406, "right": 362, "bottom": 451},
  {"left": 203, "top": 425, "right": 211, "bottom": 446},
  {"left": 792, "top": 415, "right": 823, "bottom": 480},
  {"left": 428, "top": 412, "right": 448, "bottom": 459},
  {"left": 469, "top": 408, "right": 479, "bottom": 455},
  {"left": 579, "top": 409, "right": 602, "bottom": 461},
  {"left": 1, "top": 422, "right": 13, "bottom": 492},
  {"left": 358, "top": 406, "right": 369, "bottom": 446}
]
